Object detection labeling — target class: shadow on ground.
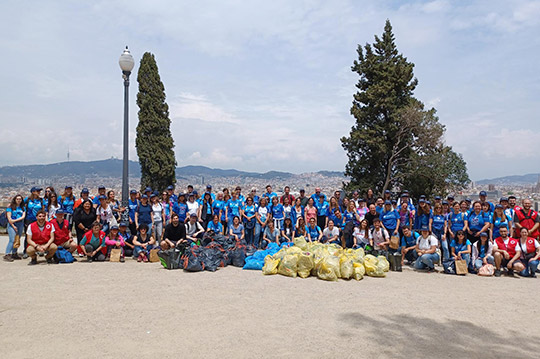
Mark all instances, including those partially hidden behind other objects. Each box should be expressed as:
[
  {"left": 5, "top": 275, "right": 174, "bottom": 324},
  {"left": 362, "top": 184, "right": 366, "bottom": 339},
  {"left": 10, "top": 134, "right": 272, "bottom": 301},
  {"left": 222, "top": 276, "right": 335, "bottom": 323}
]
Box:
[{"left": 339, "top": 312, "right": 540, "bottom": 359}]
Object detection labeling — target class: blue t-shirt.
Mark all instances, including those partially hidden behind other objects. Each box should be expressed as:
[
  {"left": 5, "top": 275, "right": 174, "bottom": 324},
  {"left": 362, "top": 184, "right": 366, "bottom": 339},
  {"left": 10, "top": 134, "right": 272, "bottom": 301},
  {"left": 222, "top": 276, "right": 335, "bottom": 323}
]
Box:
[
  {"left": 414, "top": 210, "right": 432, "bottom": 230},
  {"left": 310, "top": 193, "right": 327, "bottom": 203},
  {"left": 207, "top": 221, "right": 223, "bottom": 233},
  {"left": 492, "top": 215, "right": 511, "bottom": 239},
  {"left": 330, "top": 215, "right": 344, "bottom": 229},
  {"left": 59, "top": 196, "right": 75, "bottom": 214},
  {"left": 26, "top": 198, "right": 43, "bottom": 221},
  {"left": 450, "top": 239, "right": 471, "bottom": 255},
  {"left": 430, "top": 214, "right": 446, "bottom": 231},
  {"left": 212, "top": 200, "right": 226, "bottom": 221},
  {"left": 467, "top": 212, "right": 485, "bottom": 232},
  {"left": 243, "top": 204, "right": 257, "bottom": 219},
  {"left": 230, "top": 223, "right": 244, "bottom": 237},
  {"left": 315, "top": 201, "right": 329, "bottom": 217},
  {"left": 128, "top": 199, "right": 139, "bottom": 221},
  {"left": 380, "top": 209, "right": 399, "bottom": 230},
  {"left": 263, "top": 192, "right": 278, "bottom": 201},
  {"left": 306, "top": 225, "right": 321, "bottom": 240},
  {"left": 271, "top": 203, "right": 284, "bottom": 219},
  {"left": 227, "top": 199, "right": 241, "bottom": 218},
  {"left": 92, "top": 196, "right": 101, "bottom": 206},
  {"left": 7, "top": 206, "right": 24, "bottom": 220},
  {"left": 173, "top": 202, "right": 188, "bottom": 223},
  {"left": 137, "top": 203, "right": 153, "bottom": 224},
  {"left": 401, "top": 231, "right": 420, "bottom": 248},
  {"left": 449, "top": 211, "right": 466, "bottom": 232}
]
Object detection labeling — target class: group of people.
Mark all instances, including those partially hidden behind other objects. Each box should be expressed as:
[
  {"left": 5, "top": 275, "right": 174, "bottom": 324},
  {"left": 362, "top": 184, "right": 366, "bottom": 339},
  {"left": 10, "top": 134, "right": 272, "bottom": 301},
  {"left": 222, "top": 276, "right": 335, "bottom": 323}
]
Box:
[{"left": 3, "top": 184, "right": 539, "bottom": 277}]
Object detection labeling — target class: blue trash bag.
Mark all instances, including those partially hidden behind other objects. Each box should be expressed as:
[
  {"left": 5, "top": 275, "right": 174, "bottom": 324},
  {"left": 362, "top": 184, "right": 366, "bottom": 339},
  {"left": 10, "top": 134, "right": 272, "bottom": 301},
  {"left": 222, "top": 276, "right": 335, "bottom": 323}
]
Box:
[{"left": 243, "top": 257, "right": 265, "bottom": 270}]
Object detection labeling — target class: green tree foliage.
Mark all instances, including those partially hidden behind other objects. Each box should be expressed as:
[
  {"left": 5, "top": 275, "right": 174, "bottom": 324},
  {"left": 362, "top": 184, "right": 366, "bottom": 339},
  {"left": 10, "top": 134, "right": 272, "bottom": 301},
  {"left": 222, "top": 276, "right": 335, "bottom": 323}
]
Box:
[
  {"left": 341, "top": 20, "right": 469, "bottom": 196},
  {"left": 136, "top": 52, "right": 176, "bottom": 192}
]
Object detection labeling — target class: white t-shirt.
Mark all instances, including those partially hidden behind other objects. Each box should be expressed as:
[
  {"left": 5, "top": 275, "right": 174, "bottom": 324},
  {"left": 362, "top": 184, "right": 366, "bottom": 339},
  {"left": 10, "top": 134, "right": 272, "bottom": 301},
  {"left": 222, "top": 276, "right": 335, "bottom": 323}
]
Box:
[
  {"left": 97, "top": 205, "right": 113, "bottom": 224},
  {"left": 353, "top": 227, "right": 372, "bottom": 245},
  {"left": 258, "top": 206, "right": 269, "bottom": 222},
  {"left": 372, "top": 228, "right": 389, "bottom": 248},
  {"left": 323, "top": 227, "right": 339, "bottom": 239},
  {"left": 417, "top": 234, "right": 438, "bottom": 250},
  {"left": 27, "top": 223, "right": 55, "bottom": 235},
  {"left": 519, "top": 238, "right": 540, "bottom": 254},
  {"left": 187, "top": 201, "right": 199, "bottom": 215},
  {"left": 152, "top": 203, "right": 163, "bottom": 222}
]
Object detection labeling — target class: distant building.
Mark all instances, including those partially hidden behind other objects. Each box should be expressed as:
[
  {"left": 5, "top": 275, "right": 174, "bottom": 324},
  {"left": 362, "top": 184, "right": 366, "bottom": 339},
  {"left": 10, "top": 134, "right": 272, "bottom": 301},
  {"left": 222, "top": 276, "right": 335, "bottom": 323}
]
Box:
[{"left": 488, "top": 184, "right": 495, "bottom": 191}]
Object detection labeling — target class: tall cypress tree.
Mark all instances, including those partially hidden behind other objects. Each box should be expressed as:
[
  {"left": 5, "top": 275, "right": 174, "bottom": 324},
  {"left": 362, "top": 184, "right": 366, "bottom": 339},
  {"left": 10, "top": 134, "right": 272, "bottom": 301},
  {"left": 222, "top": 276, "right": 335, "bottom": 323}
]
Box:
[
  {"left": 136, "top": 52, "right": 176, "bottom": 192},
  {"left": 341, "top": 20, "right": 469, "bottom": 196}
]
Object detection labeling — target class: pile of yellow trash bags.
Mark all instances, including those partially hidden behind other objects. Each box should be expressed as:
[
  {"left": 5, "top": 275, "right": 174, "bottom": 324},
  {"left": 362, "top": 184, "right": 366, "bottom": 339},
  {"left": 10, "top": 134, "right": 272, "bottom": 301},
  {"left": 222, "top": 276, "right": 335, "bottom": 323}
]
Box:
[{"left": 262, "top": 236, "right": 390, "bottom": 281}]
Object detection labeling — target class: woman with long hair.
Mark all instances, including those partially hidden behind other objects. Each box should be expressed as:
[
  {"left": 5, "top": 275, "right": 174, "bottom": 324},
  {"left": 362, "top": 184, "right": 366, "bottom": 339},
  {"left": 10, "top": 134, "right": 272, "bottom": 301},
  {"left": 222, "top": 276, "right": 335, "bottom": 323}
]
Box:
[
  {"left": 293, "top": 198, "right": 304, "bottom": 227},
  {"left": 4, "top": 195, "right": 26, "bottom": 261},
  {"left": 107, "top": 190, "right": 124, "bottom": 222},
  {"left": 295, "top": 217, "right": 307, "bottom": 238},
  {"left": 517, "top": 227, "right": 540, "bottom": 277},
  {"left": 198, "top": 192, "right": 213, "bottom": 230},
  {"left": 74, "top": 199, "right": 97, "bottom": 246},
  {"left": 59, "top": 186, "right": 76, "bottom": 230},
  {"left": 242, "top": 196, "right": 257, "bottom": 245},
  {"left": 281, "top": 217, "right": 295, "bottom": 243},
  {"left": 270, "top": 196, "right": 285, "bottom": 230},
  {"left": 229, "top": 215, "right": 245, "bottom": 242},
  {"left": 254, "top": 197, "right": 269, "bottom": 248},
  {"left": 150, "top": 193, "right": 165, "bottom": 241},
  {"left": 353, "top": 219, "right": 371, "bottom": 249},
  {"left": 472, "top": 232, "right": 494, "bottom": 271},
  {"left": 465, "top": 201, "right": 490, "bottom": 244},
  {"left": 47, "top": 192, "right": 61, "bottom": 220},
  {"left": 161, "top": 191, "right": 173, "bottom": 225},
  {"left": 491, "top": 204, "right": 512, "bottom": 241},
  {"left": 304, "top": 197, "right": 317, "bottom": 225},
  {"left": 96, "top": 195, "right": 115, "bottom": 234},
  {"left": 430, "top": 203, "right": 448, "bottom": 261},
  {"left": 451, "top": 230, "right": 472, "bottom": 268}
]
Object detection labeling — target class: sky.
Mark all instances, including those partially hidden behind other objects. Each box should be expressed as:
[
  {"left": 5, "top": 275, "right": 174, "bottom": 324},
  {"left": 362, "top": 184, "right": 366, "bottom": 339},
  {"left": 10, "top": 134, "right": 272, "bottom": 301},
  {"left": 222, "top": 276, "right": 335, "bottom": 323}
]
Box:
[{"left": 0, "top": 0, "right": 539, "bottom": 181}]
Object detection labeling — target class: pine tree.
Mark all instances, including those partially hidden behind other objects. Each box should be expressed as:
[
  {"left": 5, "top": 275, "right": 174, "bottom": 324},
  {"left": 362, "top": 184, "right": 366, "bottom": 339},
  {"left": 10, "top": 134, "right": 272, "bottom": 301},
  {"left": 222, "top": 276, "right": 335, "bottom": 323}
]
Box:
[
  {"left": 136, "top": 52, "right": 176, "bottom": 192},
  {"left": 341, "top": 20, "right": 469, "bottom": 195}
]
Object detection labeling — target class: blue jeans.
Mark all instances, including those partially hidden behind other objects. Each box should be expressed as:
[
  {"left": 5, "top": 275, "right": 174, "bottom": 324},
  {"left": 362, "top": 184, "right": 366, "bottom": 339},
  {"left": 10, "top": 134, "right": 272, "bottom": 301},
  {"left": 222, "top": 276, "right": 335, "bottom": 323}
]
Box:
[
  {"left": 474, "top": 255, "right": 494, "bottom": 269},
  {"left": 134, "top": 244, "right": 155, "bottom": 257},
  {"left": 254, "top": 223, "right": 265, "bottom": 249},
  {"left": 415, "top": 252, "right": 440, "bottom": 270},
  {"left": 520, "top": 259, "right": 539, "bottom": 277},
  {"left": 6, "top": 221, "right": 24, "bottom": 255},
  {"left": 432, "top": 229, "right": 449, "bottom": 261},
  {"left": 244, "top": 226, "right": 254, "bottom": 246}
]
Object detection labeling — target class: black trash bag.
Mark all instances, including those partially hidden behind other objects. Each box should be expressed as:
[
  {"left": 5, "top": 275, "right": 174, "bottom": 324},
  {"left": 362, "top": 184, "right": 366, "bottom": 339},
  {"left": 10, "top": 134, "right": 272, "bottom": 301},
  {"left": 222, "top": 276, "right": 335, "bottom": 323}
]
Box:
[
  {"left": 201, "top": 232, "right": 214, "bottom": 247},
  {"left": 228, "top": 245, "right": 246, "bottom": 267},
  {"left": 201, "top": 243, "right": 226, "bottom": 272},
  {"left": 183, "top": 246, "right": 205, "bottom": 272},
  {"left": 158, "top": 247, "right": 185, "bottom": 270},
  {"left": 245, "top": 245, "right": 257, "bottom": 257},
  {"left": 213, "top": 234, "right": 236, "bottom": 251}
]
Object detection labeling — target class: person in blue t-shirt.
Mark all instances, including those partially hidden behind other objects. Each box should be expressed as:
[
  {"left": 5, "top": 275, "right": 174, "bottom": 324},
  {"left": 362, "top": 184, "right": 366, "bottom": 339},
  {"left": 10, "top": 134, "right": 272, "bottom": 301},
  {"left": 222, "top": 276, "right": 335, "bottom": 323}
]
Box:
[
  {"left": 491, "top": 204, "right": 512, "bottom": 240},
  {"left": 226, "top": 193, "right": 242, "bottom": 229},
  {"left": 212, "top": 192, "right": 226, "bottom": 225},
  {"left": 400, "top": 227, "right": 419, "bottom": 265},
  {"left": 448, "top": 202, "right": 466, "bottom": 240},
  {"left": 205, "top": 184, "right": 217, "bottom": 201},
  {"left": 305, "top": 217, "right": 322, "bottom": 242},
  {"left": 4, "top": 195, "right": 26, "bottom": 261},
  {"left": 127, "top": 190, "right": 139, "bottom": 234},
  {"left": 465, "top": 202, "right": 490, "bottom": 244},
  {"left": 242, "top": 196, "right": 257, "bottom": 245},
  {"left": 206, "top": 214, "right": 224, "bottom": 234},
  {"left": 270, "top": 196, "right": 285, "bottom": 230},
  {"left": 414, "top": 199, "right": 431, "bottom": 232},
  {"left": 173, "top": 193, "right": 188, "bottom": 224},
  {"left": 166, "top": 185, "right": 177, "bottom": 204},
  {"left": 430, "top": 203, "right": 448, "bottom": 260},
  {"left": 478, "top": 191, "right": 495, "bottom": 213},
  {"left": 450, "top": 230, "right": 472, "bottom": 268},
  {"left": 262, "top": 185, "right": 278, "bottom": 202},
  {"left": 135, "top": 195, "right": 153, "bottom": 235},
  {"left": 310, "top": 187, "right": 327, "bottom": 204},
  {"left": 315, "top": 195, "right": 329, "bottom": 230},
  {"left": 374, "top": 197, "right": 384, "bottom": 214},
  {"left": 380, "top": 201, "right": 400, "bottom": 235},
  {"left": 92, "top": 186, "right": 106, "bottom": 208},
  {"left": 59, "top": 186, "right": 76, "bottom": 230}
]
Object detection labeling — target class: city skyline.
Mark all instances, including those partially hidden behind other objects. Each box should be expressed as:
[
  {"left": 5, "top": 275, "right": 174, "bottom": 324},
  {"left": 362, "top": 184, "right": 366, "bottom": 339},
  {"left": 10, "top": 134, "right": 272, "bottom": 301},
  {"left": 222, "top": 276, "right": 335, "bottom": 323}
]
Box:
[{"left": 1, "top": 1, "right": 539, "bottom": 181}]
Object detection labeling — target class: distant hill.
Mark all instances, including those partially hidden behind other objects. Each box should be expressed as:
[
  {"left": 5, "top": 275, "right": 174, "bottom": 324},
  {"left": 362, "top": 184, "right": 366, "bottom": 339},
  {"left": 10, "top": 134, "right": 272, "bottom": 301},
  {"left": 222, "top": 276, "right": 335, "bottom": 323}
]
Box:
[
  {"left": 0, "top": 159, "right": 344, "bottom": 180},
  {"left": 476, "top": 173, "right": 540, "bottom": 185}
]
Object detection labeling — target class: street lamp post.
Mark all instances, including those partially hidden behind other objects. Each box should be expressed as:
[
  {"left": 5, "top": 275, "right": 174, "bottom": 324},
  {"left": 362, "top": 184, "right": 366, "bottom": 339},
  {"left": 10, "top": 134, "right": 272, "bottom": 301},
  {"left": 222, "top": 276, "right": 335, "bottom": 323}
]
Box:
[{"left": 119, "top": 46, "right": 135, "bottom": 210}]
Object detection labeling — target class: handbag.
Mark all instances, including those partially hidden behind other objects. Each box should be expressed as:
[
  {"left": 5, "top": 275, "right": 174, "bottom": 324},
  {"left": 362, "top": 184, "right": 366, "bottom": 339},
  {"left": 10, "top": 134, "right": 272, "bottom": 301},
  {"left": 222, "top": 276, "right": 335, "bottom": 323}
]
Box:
[
  {"left": 478, "top": 263, "right": 494, "bottom": 276},
  {"left": 389, "top": 235, "right": 400, "bottom": 250},
  {"left": 110, "top": 248, "right": 122, "bottom": 262},
  {"left": 455, "top": 259, "right": 468, "bottom": 275}
]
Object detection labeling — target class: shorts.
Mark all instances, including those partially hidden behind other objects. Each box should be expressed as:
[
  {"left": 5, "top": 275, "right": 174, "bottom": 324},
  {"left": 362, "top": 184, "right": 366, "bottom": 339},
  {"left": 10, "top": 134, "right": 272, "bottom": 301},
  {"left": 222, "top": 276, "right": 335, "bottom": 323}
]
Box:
[{"left": 502, "top": 258, "right": 522, "bottom": 268}]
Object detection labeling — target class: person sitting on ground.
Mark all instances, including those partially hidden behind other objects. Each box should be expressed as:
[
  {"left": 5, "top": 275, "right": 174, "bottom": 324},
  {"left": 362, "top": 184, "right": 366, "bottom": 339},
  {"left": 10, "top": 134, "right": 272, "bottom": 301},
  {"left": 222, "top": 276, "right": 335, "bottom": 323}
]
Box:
[
  {"left": 229, "top": 215, "right": 245, "bottom": 242},
  {"left": 516, "top": 227, "right": 540, "bottom": 277},
  {"left": 185, "top": 214, "right": 204, "bottom": 245},
  {"left": 80, "top": 221, "right": 107, "bottom": 262},
  {"left": 262, "top": 221, "right": 280, "bottom": 247},
  {"left": 105, "top": 225, "right": 125, "bottom": 262},
  {"left": 450, "top": 230, "right": 472, "bottom": 269},
  {"left": 305, "top": 217, "right": 322, "bottom": 242},
  {"left": 118, "top": 222, "right": 134, "bottom": 258},
  {"left": 414, "top": 226, "right": 440, "bottom": 272},
  {"left": 294, "top": 218, "right": 307, "bottom": 238},
  {"left": 322, "top": 219, "right": 341, "bottom": 245},
  {"left": 400, "top": 227, "right": 419, "bottom": 266},
  {"left": 493, "top": 227, "right": 523, "bottom": 277},
  {"left": 281, "top": 217, "right": 295, "bottom": 243},
  {"left": 132, "top": 223, "right": 156, "bottom": 263},
  {"left": 160, "top": 213, "right": 187, "bottom": 250},
  {"left": 26, "top": 210, "right": 57, "bottom": 265},
  {"left": 371, "top": 218, "right": 389, "bottom": 252},
  {"left": 206, "top": 214, "right": 223, "bottom": 234},
  {"left": 471, "top": 232, "right": 494, "bottom": 271},
  {"left": 353, "top": 219, "right": 371, "bottom": 249},
  {"left": 50, "top": 209, "right": 77, "bottom": 254}
]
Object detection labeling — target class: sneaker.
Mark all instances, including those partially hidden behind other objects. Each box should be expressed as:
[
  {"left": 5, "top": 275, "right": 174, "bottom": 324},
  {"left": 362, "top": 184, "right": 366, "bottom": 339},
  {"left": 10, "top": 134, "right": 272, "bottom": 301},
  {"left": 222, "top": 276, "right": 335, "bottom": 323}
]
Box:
[
  {"left": 46, "top": 258, "right": 54, "bottom": 264},
  {"left": 22, "top": 253, "right": 29, "bottom": 259},
  {"left": 78, "top": 252, "right": 84, "bottom": 257},
  {"left": 494, "top": 269, "right": 502, "bottom": 277},
  {"left": 137, "top": 254, "right": 143, "bottom": 262},
  {"left": 120, "top": 257, "right": 125, "bottom": 263},
  {"left": 427, "top": 267, "right": 435, "bottom": 273},
  {"left": 36, "top": 251, "right": 45, "bottom": 257},
  {"left": 87, "top": 257, "right": 93, "bottom": 263},
  {"left": 3, "top": 254, "right": 14, "bottom": 262},
  {"left": 507, "top": 269, "right": 514, "bottom": 277},
  {"left": 142, "top": 253, "right": 148, "bottom": 263},
  {"left": 28, "top": 258, "right": 37, "bottom": 265},
  {"left": 12, "top": 253, "right": 21, "bottom": 260}
]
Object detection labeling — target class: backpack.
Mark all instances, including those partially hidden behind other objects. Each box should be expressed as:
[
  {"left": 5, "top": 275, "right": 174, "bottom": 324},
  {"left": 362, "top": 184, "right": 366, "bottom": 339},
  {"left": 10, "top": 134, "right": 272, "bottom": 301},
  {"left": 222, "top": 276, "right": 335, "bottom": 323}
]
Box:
[
  {"left": 54, "top": 247, "right": 75, "bottom": 263},
  {"left": 0, "top": 211, "right": 7, "bottom": 228}
]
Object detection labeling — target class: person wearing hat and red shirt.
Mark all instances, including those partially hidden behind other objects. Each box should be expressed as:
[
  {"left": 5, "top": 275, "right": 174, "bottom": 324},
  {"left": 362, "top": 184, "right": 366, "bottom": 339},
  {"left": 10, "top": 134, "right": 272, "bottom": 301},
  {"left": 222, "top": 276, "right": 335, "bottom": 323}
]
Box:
[
  {"left": 26, "top": 210, "right": 57, "bottom": 265},
  {"left": 73, "top": 188, "right": 90, "bottom": 209},
  {"left": 513, "top": 198, "right": 539, "bottom": 240},
  {"left": 493, "top": 226, "right": 523, "bottom": 277},
  {"left": 51, "top": 209, "right": 77, "bottom": 254}
]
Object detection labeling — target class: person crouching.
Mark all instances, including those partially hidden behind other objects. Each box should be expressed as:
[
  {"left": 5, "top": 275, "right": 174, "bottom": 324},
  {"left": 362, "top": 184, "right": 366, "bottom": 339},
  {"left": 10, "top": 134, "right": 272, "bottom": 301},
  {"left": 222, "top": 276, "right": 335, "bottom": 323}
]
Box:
[
  {"left": 81, "top": 221, "right": 107, "bottom": 262},
  {"left": 132, "top": 224, "right": 156, "bottom": 262}
]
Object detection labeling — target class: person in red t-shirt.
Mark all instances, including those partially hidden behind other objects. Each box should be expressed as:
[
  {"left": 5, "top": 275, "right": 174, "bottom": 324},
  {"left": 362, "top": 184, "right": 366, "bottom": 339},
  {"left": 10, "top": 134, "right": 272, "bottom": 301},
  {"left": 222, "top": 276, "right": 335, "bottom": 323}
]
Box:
[
  {"left": 50, "top": 209, "right": 77, "bottom": 254},
  {"left": 26, "top": 210, "right": 57, "bottom": 265},
  {"left": 492, "top": 227, "right": 524, "bottom": 277}
]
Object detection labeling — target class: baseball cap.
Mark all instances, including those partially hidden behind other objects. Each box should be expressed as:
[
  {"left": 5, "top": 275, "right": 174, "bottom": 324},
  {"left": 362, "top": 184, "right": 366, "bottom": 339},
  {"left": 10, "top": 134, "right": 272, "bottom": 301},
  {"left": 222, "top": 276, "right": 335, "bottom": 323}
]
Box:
[
  {"left": 119, "top": 222, "right": 128, "bottom": 227},
  {"left": 190, "top": 213, "right": 197, "bottom": 218},
  {"left": 98, "top": 185, "right": 106, "bottom": 190},
  {"left": 150, "top": 193, "right": 157, "bottom": 198},
  {"left": 30, "top": 186, "right": 43, "bottom": 192},
  {"left": 110, "top": 225, "right": 119, "bottom": 231},
  {"left": 384, "top": 200, "right": 392, "bottom": 205},
  {"left": 65, "top": 185, "right": 72, "bottom": 189},
  {"left": 466, "top": 198, "right": 472, "bottom": 203},
  {"left": 144, "top": 187, "right": 152, "bottom": 193},
  {"left": 447, "top": 195, "right": 454, "bottom": 200},
  {"left": 391, "top": 199, "right": 397, "bottom": 204},
  {"left": 425, "top": 201, "right": 431, "bottom": 206},
  {"left": 420, "top": 225, "right": 429, "bottom": 232},
  {"left": 192, "top": 190, "right": 198, "bottom": 195},
  {"left": 141, "top": 194, "right": 148, "bottom": 199},
  {"left": 384, "top": 190, "right": 390, "bottom": 194},
  {"left": 479, "top": 191, "right": 487, "bottom": 196},
  {"left": 56, "top": 209, "right": 65, "bottom": 215},
  {"left": 442, "top": 200, "right": 449, "bottom": 205},
  {"left": 435, "top": 196, "right": 441, "bottom": 200},
  {"left": 480, "top": 232, "right": 488, "bottom": 237},
  {"left": 495, "top": 204, "right": 503, "bottom": 209},
  {"left": 98, "top": 195, "right": 107, "bottom": 200},
  {"left": 167, "top": 185, "right": 174, "bottom": 190},
  {"left": 400, "top": 193, "right": 408, "bottom": 198},
  {"left": 206, "top": 184, "right": 212, "bottom": 189},
  {"left": 419, "top": 199, "right": 425, "bottom": 203},
  {"left": 300, "top": 189, "right": 305, "bottom": 192},
  {"left": 81, "top": 188, "right": 89, "bottom": 194},
  {"left": 130, "top": 189, "right": 137, "bottom": 194},
  {"left": 420, "top": 195, "right": 426, "bottom": 199},
  {"left": 500, "top": 197, "right": 508, "bottom": 202}
]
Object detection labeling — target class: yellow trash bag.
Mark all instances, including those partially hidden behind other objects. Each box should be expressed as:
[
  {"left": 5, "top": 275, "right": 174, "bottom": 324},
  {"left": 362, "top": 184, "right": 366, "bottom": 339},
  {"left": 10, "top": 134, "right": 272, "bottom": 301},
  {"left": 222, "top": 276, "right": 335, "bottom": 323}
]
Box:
[
  {"left": 353, "top": 262, "right": 365, "bottom": 280},
  {"left": 297, "top": 252, "right": 314, "bottom": 278},
  {"left": 273, "top": 248, "right": 288, "bottom": 260},
  {"left": 286, "top": 246, "right": 303, "bottom": 256},
  {"left": 340, "top": 256, "right": 354, "bottom": 279},
  {"left": 262, "top": 255, "right": 280, "bottom": 275},
  {"left": 354, "top": 247, "right": 365, "bottom": 259},
  {"left": 377, "top": 255, "right": 390, "bottom": 272},
  {"left": 277, "top": 254, "right": 298, "bottom": 278},
  {"left": 293, "top": 236, "right": 308, "bottom": 251},
  {"left": 327, "top": 244, "right": 343, "bottom": 257},
  {"left": 317, "top": 255, "right": 341, "bottom": 281},
  {"left": 364, "top": 257, "right": 386, "bottom": 277},
  {"left": 365, "top": 254, "right": 378, "bottom": 264}
]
